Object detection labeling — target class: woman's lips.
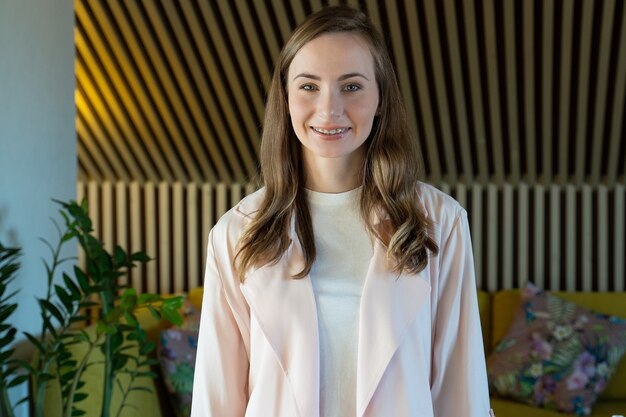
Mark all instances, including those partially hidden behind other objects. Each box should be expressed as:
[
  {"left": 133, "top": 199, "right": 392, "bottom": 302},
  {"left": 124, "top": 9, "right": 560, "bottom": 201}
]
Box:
[{"left": 310, "top": 126, "right": 351, "bottom": 136}]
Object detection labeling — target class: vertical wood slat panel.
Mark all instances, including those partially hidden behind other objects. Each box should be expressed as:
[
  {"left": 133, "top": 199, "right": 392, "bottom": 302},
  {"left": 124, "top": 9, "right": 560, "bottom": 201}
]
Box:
[
  {"left": 581, "top": 185, "right": 593, "bottom": 291},
  {"left": 187, "top": 183, "right": 200, "bottom": 290},
  {"left": 533, "top": 185, "right": 545, "bottom": 290},
  {"left": 145, "top": 182, "right": 158, "bottom": 294},
  {"left": 173, "top": 183, "right": 185, "bottom": 293},
  {"left": 549, "top": 186, "right": 561, "bottom": 290},
  {"left": 158, "top": 182, "right": 171, "bottom": 294},
  {"left": 517, "top": 183, "right": 529, "bottom": 288},
  {"left": 77, "top": 181, "right": 623, "bottom": 294},
  {"left": 471, "top": 183, "right": 483, "bottom": 289},
  {"left": 487, "top": 185, "right": 498, "bottom": 291},
  {"left": 615, "top": 185, "right": 625, "bottom": 292},
  {"left": 116, "top": 182, "right": 128, "bottom": 288},
  {"left": 130, "top": 182, "right": 142, "bottom": 291},
  {"left": 565, "top": 185, "right": 577, "bottom": 290}
]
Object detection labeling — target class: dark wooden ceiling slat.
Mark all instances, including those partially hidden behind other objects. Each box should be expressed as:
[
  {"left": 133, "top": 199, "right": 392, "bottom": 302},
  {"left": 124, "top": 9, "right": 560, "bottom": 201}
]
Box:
[
  {"left": 503, "top": 0, "right": 521, "bottom": 183},
  {"left": 443, "top": 0, "right": 475, "bottom": 184},
  {"left": 573, "top": 0, "right": 595, "bottom": 185},
  {"left": 557, "top": 1, "right": 576, "bottom": 185},
  {"left": 606, "top": 5, "right": 626, "bottom": 185},
  {"left": 482, "top": 0, "right": 505, "bottom": 185},
  {"left": 460, "top": 0, "right": 490, "bottom": 184},
  {"left": 142, "top": 0, "right": 216, "bottom": 183},
  {"left": 541, "top": 0, "right": 555, "bottom": 184},
  {"left": 162, "top": 1, "right": 233, "bottom": 182},
  {"left": 590, "top": 0, "right": 618, "bottom": 185},
  {"left": 404, "top": 0, "right": 441, "bottom": 184},
  {"left": 384, "top": 1, "right": 427, "bottom": 179},
  {"left": 108, "top": 0, "right": 186, "bottom": 182},
  {"left": 423, "top": 0, "right": 458, "bottom": 184},
  {"left": 523, "top": 0, "right": 537, "bottom": 184}
]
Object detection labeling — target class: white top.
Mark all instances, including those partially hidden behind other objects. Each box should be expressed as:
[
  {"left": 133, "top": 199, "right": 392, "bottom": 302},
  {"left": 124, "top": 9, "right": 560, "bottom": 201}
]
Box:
[{"left": 306, "top": 187, "right": 373, "bottom": 417}]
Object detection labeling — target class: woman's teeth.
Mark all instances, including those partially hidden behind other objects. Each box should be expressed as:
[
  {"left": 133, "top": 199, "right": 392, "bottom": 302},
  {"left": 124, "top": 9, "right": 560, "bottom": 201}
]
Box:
[{"left": 312, "top": 127, "right": 349, "bottom": 135}]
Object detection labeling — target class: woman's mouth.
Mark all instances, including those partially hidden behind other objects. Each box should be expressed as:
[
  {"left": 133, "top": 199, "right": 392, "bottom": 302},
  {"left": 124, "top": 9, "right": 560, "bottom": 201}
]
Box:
[{"left": 311, "top": 126, "right": 350, "bottom": 135}]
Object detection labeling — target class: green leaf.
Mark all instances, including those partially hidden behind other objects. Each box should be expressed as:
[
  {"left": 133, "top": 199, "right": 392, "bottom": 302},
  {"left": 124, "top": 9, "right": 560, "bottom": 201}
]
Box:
[
  {"left": 7, "top": 374, "right": 28, "bottom": 388},
  {"left": 114, "top": 246, "right": 127, "bottom": 266},
  {"left": 73, "top": 392, "right": 88, "bottom": 402},
  {"left": 23, "top": 332, "right": 45, "bottom": 354},
  {"left": 123, "top": 312, "right": 138, "bottom": 327},
  {"left": 130, "top": 252, "right": 151, "bottom": 263},
  {"left": 139, "top": 340, "right": 156, "bottom": 356},
  {"left": 161, "top": 307, "right": 183, "bottom": 326},
  {"left": 0, "top": 327, "right": 17, "bottom": 348},
  {"left": 0, "top": 304, "right": 17, "bottom": 322},
  {"left": 147, "top": 305, "right": 161, "bottom": 320},
  {"left": 72, "top": 408, "right": 86, "bottom": 416},
  {"left": 74, "top": 266, "right": 90, "bottom": 292},
  {"left": 39, "top": 299, "right": 65, "bottom": 325},
  {"left": 55, "top": 284, "right": 74, "bottom": 313},
  {"left": 63, "top": 273, "right": 82, "bottom": 300},
  {"left": 129, "top": 386, "right": 153, "bottom": 393}
]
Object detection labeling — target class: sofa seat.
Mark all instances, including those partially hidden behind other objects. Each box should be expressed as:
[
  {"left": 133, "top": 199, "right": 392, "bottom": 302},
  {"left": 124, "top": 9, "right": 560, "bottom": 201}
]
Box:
[{"left": 491, "top": 398, "right": 626, "bottom": 417}]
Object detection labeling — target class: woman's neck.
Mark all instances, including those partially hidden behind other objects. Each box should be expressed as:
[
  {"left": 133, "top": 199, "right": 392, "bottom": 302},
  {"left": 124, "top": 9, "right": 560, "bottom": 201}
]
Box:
[{"left": 302, "top": 150, "right": 364, "bottom": 193}]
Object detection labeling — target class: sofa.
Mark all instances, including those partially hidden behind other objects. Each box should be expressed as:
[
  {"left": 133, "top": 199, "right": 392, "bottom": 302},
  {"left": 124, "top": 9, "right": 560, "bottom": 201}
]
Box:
[{"left": 47, "top": 288, "right": 626, "bottom": 416}]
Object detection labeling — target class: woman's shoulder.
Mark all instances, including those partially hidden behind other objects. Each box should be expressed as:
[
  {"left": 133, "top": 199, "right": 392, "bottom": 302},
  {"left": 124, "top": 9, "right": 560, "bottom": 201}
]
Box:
[
  {"left": 415, "top": 181, "right": 465, "bottom": 220},
  {"left": 210, "top": 187, "right": 266, "bottom": 239}
]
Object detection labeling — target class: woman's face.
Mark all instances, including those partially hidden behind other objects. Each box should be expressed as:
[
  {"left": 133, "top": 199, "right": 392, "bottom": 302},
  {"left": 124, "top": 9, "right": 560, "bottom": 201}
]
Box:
[{"left": 287, "top": 32, "right": 379, "bottom": 171}]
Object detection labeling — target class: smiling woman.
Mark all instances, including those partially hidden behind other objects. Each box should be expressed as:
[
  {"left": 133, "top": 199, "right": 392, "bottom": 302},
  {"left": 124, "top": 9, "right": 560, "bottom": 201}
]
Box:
[
  {"left": 287, "top": 32, "right": 379, "bottom": 193},
  {"left": 191, "top": 6, "right": 493, "bottom": 417}
]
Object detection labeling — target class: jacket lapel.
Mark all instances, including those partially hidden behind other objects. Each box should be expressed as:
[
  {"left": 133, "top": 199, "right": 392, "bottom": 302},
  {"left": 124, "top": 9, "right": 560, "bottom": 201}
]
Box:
[
  {"left": 355, "top": 230, "right": 431, "bottom": 416},
  {"left": 239, "top": 239, "right": 320, "bottom": 417}
]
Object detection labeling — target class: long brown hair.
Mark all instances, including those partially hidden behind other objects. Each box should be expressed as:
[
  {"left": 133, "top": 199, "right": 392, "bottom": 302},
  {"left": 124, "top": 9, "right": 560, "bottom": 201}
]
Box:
[{"left": 237, "top": 6, "right": 438, "bottom": 279}]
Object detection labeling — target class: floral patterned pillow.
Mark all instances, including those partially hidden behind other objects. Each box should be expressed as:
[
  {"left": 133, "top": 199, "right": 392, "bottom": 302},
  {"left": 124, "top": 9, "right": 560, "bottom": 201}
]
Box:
[
  {"left": 158, "top": 302, "right": 200, "bottom": 417},
  {"left": 487, "top": 283, "right": 626, "bottom": 416}
]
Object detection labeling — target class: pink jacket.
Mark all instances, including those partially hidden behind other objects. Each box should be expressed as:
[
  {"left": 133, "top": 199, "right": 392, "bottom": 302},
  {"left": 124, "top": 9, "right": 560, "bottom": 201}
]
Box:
[{"left": 191, "top": 183, "right": 491, "bottom": 417}]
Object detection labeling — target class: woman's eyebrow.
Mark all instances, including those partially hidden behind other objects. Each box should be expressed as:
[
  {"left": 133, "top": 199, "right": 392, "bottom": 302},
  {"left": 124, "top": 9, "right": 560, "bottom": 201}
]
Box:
[{"left": 292, "top": 72, "right": 370, "bottom": 81}]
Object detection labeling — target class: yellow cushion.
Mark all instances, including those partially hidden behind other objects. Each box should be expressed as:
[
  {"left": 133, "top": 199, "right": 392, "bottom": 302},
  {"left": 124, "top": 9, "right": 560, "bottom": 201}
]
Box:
[
  {"left": 477, "top": 290, "right": 492, "bottom": 355},
  {"left": 491, "top": 290, "right": 626, "bottom": 400},
  {"left": 188, "top": 286, "right": 204, "bottom": 309}
]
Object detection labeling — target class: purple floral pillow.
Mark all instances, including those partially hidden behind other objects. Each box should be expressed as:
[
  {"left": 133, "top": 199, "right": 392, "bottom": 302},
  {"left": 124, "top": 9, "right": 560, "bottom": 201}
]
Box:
[
  {"left": 158, "top": 302, "right": 200, "bottom": 417},
  {"left": 487, "top": 283, "right": 626, "bottom": 416}
]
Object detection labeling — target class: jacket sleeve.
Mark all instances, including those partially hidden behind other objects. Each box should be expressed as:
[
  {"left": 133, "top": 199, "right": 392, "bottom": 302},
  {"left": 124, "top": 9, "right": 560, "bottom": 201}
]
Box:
[
  {"left": 430, "top": 209, "right": 492, "bottom": 416},
  {"left": 191, "top": 228, "right": 249, "bottom": 417}
]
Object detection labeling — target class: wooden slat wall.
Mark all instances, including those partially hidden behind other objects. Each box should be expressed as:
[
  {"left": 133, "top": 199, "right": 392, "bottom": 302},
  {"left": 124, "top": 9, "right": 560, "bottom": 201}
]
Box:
[
  {"left": 74, "top": 0, "right": 626, "bottom": 187},
  {"left": 78, "top": 181, "right": 625, "bottom": 294}
]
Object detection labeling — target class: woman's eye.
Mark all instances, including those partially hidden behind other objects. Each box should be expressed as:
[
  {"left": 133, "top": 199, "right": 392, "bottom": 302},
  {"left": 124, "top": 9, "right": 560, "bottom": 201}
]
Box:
[
  {"left": 301, "top": 84, "right": 317, "bottom": 91},
  {"left": 344, "top": 84, "right": 361, "bottom": 92}
]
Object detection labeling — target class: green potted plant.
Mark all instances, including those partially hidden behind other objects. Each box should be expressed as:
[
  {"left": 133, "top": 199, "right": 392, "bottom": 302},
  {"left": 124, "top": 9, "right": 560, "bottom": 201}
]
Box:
[{"left": 0, "top": 199, "right": 183, "bottom": 417}]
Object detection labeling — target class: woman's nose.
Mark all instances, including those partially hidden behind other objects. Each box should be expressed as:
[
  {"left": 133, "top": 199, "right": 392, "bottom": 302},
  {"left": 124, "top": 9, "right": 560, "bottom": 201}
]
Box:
[{"left": 317, "top": 90, "right": 343, "bottom": 119}]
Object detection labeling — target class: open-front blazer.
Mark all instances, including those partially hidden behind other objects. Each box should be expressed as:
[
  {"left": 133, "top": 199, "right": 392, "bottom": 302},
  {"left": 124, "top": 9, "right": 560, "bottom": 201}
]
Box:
[{"left": 191, "top": 182, "right": 491, "bottom": 417}]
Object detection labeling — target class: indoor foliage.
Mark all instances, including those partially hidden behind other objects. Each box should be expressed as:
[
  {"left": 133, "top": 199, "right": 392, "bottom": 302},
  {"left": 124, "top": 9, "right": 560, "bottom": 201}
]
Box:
[{"left": 0, "top": 199, "right": 183, "bottom": 417}]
